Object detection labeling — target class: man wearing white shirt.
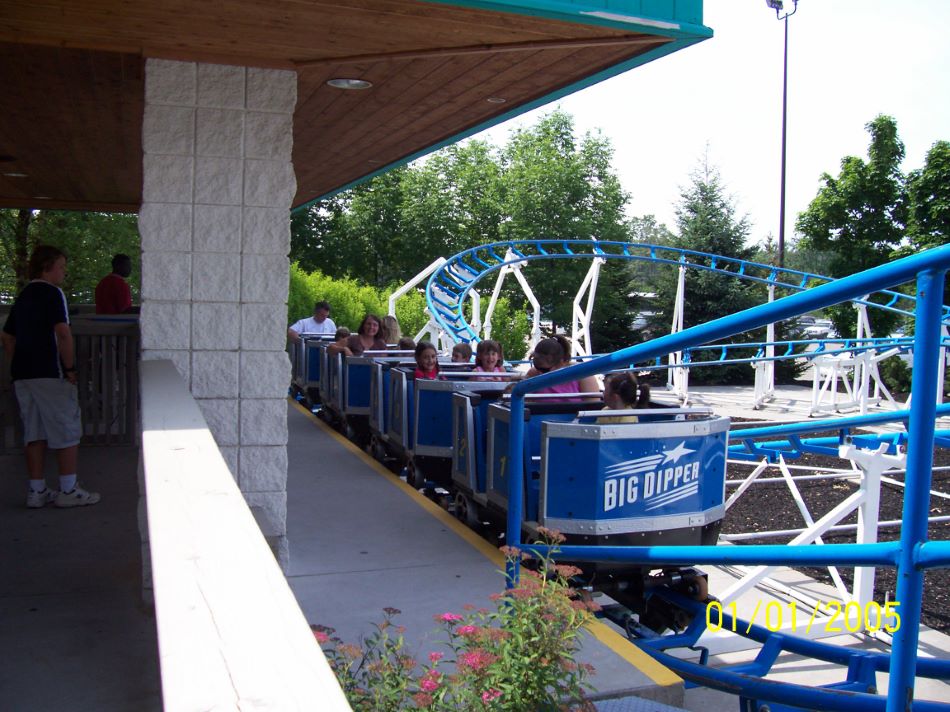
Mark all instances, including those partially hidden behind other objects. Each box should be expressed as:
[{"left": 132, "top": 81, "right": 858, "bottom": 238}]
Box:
[{"left": 288, "top": 300, "right": 337, "bottom": 343}]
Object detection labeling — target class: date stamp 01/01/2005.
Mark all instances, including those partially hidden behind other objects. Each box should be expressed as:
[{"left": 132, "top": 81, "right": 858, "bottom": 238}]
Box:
[{"left": 705, "top": 599, "right": 902, "bottom": 635}]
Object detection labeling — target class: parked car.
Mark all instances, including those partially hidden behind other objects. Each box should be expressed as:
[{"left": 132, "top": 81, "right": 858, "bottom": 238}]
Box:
[{"left": 804, "top": 319, "right": 835, "bottom": 339}]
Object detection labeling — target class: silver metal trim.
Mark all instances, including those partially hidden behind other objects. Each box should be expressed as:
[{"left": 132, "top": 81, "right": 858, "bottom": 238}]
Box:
[
  {"left": 542, "top": 416, "right": 730, "bottom": 440},
  {"left": 542, "top": 506, "right": 725, "bottom": 534}
]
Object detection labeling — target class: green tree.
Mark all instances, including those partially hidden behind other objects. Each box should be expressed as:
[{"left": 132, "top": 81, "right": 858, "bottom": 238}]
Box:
[
  {"left": 0, "top": 209, "right": 140, "bottom": 304},
  {"left": 0, "top": 209, "right": 33, "bottom": 299},
  {"left": 290, "top": 194, "right": 350, "bottom": 277},
  {"left": 400, "top": 140, "right": 504, "bottom": 264},
  {"left": 289, "top": 110, "right": 632, "bottom": 352},
  {"left": 499, "top": 110, "right": 629, "bottom": 332},
  {"left": 646, "top": 162, "right": 761, "bottom": 384},
  {"left": 906, "top": 139, "right": 950, "bottom": 251},
  {"left": 796, "top": 115, "right": 908, "bottom": 337}
]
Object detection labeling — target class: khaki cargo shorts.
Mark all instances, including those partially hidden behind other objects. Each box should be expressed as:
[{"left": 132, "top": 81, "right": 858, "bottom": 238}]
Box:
[{"left": 13, "top": 378, "right": 82, "bottom": 449}]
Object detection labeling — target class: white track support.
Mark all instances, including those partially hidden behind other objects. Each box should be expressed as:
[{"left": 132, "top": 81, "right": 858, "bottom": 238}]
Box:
[
  {"left": 774, "top": 455, "right": 850, "bottom": 600},
  {"left": 667, "top": 264, "right": 688, "bottom": 402},
  {"left": 753, "top": 285, "right": 777, "bottom": 408},
  {"left": 852, "top": 303, "right": 873, "bottom": 413},
  {"left": 571, "top": 256, "right": 604, "bottom": 357},
  {"left": 392, "top": 256, "right": 455, "bottom": 350},
  {"left": 809, "top": 302, "right": 903, "bottom": 415},
  {"left": 842, "top": 442, "right": 905, "bottom": 608},
  {"left": 468, "top": 291, "right": 481, "bottom": 338},
  {"left": 717, "top": 443, "right": 905, "bottom": 609},
  {"left": 388, "top": 257, "right": 446, "bottom": 316},
  {"left": 483, "top": 249, "right": 542, "bottom": 358},
  {"left": 810, "top": 349, "right": 859, "bottom": 415},
  {"left": 717, "top": 486, "right": 866, "bottom": 605},
  {"left": 724, "top": 458, "right": 770, "bottom": 511}
]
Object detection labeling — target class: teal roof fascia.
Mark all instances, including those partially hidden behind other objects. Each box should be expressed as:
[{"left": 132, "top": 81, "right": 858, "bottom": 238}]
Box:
[
  {"left": 293, "top": 3, "right": 711, "bottom": 214},
  {"left": 422, "top": 0, "right": 711, "bottom": 40}
]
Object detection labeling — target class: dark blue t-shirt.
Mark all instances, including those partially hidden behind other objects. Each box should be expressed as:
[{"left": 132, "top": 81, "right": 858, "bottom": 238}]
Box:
[{"left": 2, "top": 280, "right": 70, "bottom": 381}]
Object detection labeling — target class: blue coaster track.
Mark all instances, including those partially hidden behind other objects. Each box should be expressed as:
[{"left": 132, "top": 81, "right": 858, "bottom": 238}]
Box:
[
  {"left": 423, "top": 241, "right": 950, "bottom": 712},
  {"left": 424, "top": 239, "right": 950, "bottom": 344}
]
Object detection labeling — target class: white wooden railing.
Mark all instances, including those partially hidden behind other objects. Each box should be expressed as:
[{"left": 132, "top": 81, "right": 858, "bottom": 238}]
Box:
[{"left": 139, "top": 359, "right": 349, "bottom": 711}]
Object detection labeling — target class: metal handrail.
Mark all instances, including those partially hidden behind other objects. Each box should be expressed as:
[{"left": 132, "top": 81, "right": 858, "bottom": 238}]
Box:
[{"left": 503, "top": 243, "right": 950, "bottom": 712}]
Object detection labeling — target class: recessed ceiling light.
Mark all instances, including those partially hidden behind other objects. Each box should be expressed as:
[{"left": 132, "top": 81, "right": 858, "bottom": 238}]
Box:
[
  {"left": 33, "top": 195, "right": 52, "bottom": 200},
  {"left": 486, "top": 97, "right": 507, "bottom": 104},
  {"left": 3, "top": 172, "right": 28, "bottom": 178},
  {"left": 327, "top": 78, "right": 373, "bottom": 90}
]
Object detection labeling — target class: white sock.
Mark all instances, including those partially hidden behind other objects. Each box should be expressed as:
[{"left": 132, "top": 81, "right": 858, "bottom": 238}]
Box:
[
  {"left": 29, "top": 480, "right": 47, "bottom": 493},
  {"left": 59, "top": 474, "right": 77, "bottom": 493}
]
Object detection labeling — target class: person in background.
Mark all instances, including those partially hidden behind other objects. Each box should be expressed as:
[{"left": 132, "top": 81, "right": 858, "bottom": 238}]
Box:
[
  {"left": 2, "top": 245, "right": 100, "bottom": 508},
  {"left": 414, "top": 341, "right": 441, "bottom": 380},
  {"left": 94, "top": 253, "right": 135, "bottom": 315},
  {"left": 552, "top": 334, "right": 600, "bottom": 395},
  {"left": 597, "top": 371, "right": 651, "bottom": 424},
  {"left": 397, "top": 336, "right": 416, "bottom": 351},
  {"left": 381, "top": 315, "right": 401, "bottom": 344},
  {"left": 473, "top": 339, "right": 505, "bottom": 381},
  {"left": 328, "top": 314, "right": 387, "bottom": 356},
  {"left": 288, "top": 300, "right": 336, "bottom": 344},
  {"left": 329, "top": 326, "right": 351, "bottom": 356},
  {"left": 526, "top": 337, "right": 581, "bottom": 401},
  {"left": 451, "top": 342, "right": 472, "bottom": 363}
]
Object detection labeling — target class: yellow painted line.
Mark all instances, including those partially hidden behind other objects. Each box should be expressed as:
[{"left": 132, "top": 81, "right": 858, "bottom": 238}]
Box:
[{"left": 289, "top": 398, "right": 681, "bottom": 687}]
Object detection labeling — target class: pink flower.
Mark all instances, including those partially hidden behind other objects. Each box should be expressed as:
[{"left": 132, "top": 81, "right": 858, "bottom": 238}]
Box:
[
  {"left": 436, "top": 612, "right": 464, "bottom": 624},
  {"left": 481, "top": 688, "right": 503, "bottom": 703},
  {"left": 458, "top": 649, "right": 497, "bottom": 672},
  {"left": 428, "top": 651, "right": 444, "bottom": 663},
  {"left": 420, "top": 677, "right": 440, "bottom": 692},
  {"left": 456, "top": 625, "right": 479, "bottom": 636},
  {"left": 312, "top": 630, "right": 330, "bottom": 644},
  {"left": 412, "top": 692, "right": 433, "bottom": 707}
]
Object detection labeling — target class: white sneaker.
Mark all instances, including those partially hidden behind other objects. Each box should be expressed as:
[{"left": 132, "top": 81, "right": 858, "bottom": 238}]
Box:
[
  {"left": 26, "top": 487, "right": 58, "bottom": 509},
  {"left": 55, "top": 485, "right": 101, "bottom": 508}
]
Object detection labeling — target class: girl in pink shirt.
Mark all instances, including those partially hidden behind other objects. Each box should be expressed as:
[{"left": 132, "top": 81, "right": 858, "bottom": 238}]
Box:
[
  {"left": 413, "top": 341, "right": 441, "bottom": 380},
  {"left": 474, "top": 339, "right": 505, "bottom": 381}
]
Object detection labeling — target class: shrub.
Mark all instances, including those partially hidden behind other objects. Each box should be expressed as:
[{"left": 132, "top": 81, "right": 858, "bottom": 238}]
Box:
[
  {"left": 289, "top": 263, "right": 386, "bottom": 330},
  {"left": 312, "top": 530, "right": 598, "bottom": 711},
  {"left": 877, "top": 353, "right": 912, "bottom": 396}
]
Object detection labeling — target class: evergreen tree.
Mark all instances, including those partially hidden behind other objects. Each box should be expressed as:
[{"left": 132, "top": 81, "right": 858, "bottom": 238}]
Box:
[{"left": 646, "top": 162, "right": 761, "bottom": 384}]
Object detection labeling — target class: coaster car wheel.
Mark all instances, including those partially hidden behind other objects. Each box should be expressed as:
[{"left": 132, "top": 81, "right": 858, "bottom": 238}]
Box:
[
  {"left": 406, "top": 459, "right": 427, "bottom": 489},
  {"left": 453, "top": 492, "right": 481, "bottom": 527}
]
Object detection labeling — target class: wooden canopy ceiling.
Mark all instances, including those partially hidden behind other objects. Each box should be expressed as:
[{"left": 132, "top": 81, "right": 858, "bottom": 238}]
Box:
[{"left": 0, "top": 0, "right": 704, "bottom": 213}]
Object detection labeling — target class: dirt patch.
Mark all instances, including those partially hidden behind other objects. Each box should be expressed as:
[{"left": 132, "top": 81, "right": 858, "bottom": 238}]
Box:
[{"left": 723, "top": 434, "right": 950, "bottom": 635}]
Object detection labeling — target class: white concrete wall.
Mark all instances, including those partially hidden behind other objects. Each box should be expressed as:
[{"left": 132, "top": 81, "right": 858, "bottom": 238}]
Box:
[
  {"left": 139, "top": 58, "right": 295, "bottom": 565},
  {"left": 139, "top": 360, "right": 350, "bottom": 710}
]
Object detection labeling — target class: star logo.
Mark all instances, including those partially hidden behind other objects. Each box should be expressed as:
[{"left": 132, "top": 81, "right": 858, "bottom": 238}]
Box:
[{"left": 662, "top": 441, "right": 694, "bottom": 464}]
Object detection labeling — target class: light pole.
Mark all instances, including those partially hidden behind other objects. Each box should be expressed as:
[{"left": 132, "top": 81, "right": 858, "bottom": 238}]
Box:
[{"left": 766, "top": 0, "right": 798, "bottom": 268}]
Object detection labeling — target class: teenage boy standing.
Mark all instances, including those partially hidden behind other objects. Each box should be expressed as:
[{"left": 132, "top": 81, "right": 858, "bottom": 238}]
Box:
[{"left": 2, "top": 245, "right": 100, "bottom": 508}]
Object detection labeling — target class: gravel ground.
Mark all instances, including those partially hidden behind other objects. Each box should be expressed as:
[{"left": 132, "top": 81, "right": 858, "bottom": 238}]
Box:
[{"left": 722, "top": 434, "right": 950, "bottom": 635}]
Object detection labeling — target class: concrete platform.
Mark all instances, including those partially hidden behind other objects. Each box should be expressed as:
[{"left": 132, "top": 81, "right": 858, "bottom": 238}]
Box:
[
  {"left": 284, "top": 401, "right": 686, "bottom": 707},
  {"left": 0, "top": 445, "right": 162, "bottom": 711}
]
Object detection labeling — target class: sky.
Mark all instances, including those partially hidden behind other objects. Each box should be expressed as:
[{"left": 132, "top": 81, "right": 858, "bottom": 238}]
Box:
[{"left": 471, "top": 0, "right": 950, "bottom": 247}]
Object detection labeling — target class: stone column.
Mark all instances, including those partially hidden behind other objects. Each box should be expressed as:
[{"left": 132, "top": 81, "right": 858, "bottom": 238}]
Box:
[{"left": 139, "top": 59, "right": 296, "bottom": 566}]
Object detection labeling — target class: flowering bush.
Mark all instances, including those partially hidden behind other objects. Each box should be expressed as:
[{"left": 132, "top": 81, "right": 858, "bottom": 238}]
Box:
[{"left": 312, "top": 529, "right": 599, "bottom": 710}]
